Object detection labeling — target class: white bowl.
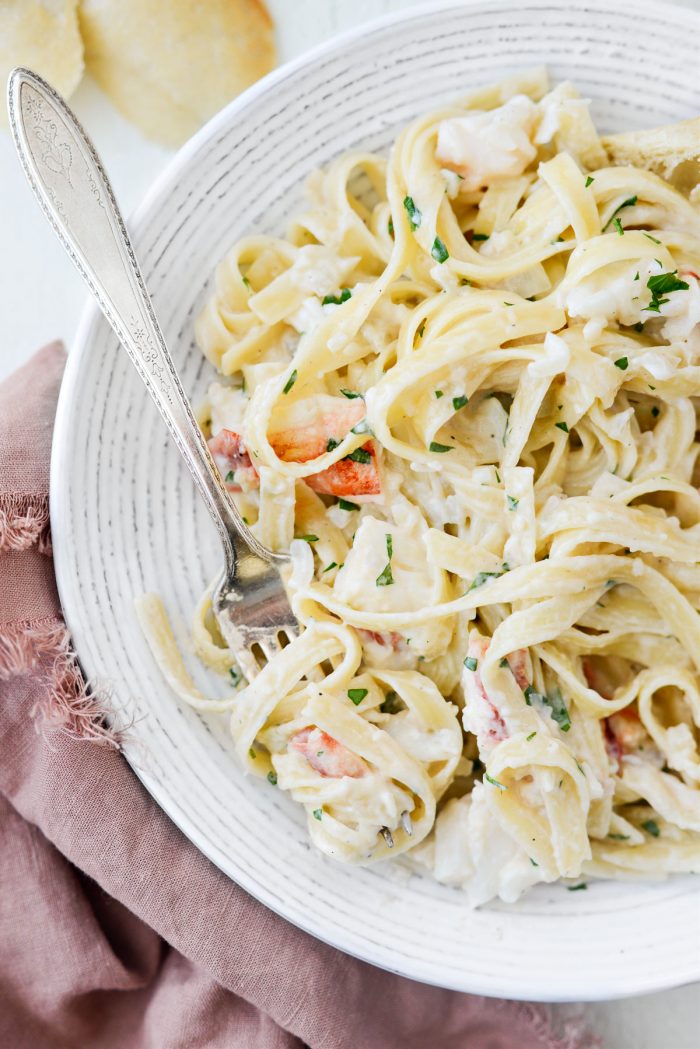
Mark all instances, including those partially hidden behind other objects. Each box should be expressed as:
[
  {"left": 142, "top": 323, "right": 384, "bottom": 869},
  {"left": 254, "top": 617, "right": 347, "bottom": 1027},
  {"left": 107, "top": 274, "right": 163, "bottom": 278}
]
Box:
[{"left": 51, "top": 0, "right": 700, "bottom": 1000}]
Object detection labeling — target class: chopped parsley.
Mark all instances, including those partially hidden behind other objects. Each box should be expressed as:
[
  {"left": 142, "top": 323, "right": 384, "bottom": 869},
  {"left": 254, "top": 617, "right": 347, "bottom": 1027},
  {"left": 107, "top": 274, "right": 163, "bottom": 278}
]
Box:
[
  {"left": 429, "top": 441, "right": 454, "bottom": 453},
  {"left": 348, "top": 688, "right": 368, "bottom": 705},
  {"left": 388, "top": 217, "right": 394, "bottom": 237},
  {"left": 346, "top": 447, "right": 372, "bottom": 464},
  {"left": 326, "top": 437, "right": 340, "bottom": 452},
  {"left": 614, "top": 356, "right": 629, "bottom": 370},
  {"left": 464, "top": 655, "right": 478, "bottom": 671},
  {"left": 642, "top": 818, "right": 660, "bottom": 838},
  {"left": 555, "top": 421, "right": 569, "bottom": 433},
  {"left": 468, "top": 566, "right": 508, "bottom": 591},
  {"left": 267, "top": 771, "right": 278, "bottom": 786},
  {"left": 472, "top": 232, "right": 490, "bottom": 241},
  {"left": 452, "top": 395, "right": 469, "bottom": 410},
  {"left": 282, "top": 369, "right": 297, "bottom": 395},
  {"left": 249, "top": 748, "right": 257, "bottom": 759},
  {"left": 322, "top": 288, "right": 352, "bottom": 306},
  {"left": 403, "top": 195, "right": 422, "bottom": 230},
  {"left": 484, "top": 772, "right": 507, "bottom": 791},
  {"left": 530, "top": 857, "right": 539, "bottom": 867},
  {"left": 603, "top": 195, "right": 637, "bottom": 232},
  {"left": 607, "top": 833, "right": 630, "bottom": 841},
  {"left": 242, "top": 274, "right": 251, "bottom": 288},
  {"left": 376, "top": 533, "right": 394, "bottom": 587},
  {"left": 645, "top": 270, "right": 689, "bottom": 313},
  {"left": 322, "top": 562, "right": 337, "bottom": 573},
  {"left": 499, "top": 657, "right": 510, "bottom": 668},
  {"left": 612, "top": 217, "right": 625, "bottom": 236},
  {"left": 523, "top": 684, "right": 539, "bottom": 707},
  {"left": 431, "top": 236, "right": 449, "bottom": 263},
  {"left": 312, "top": 808, "right": 323, "bottom": 821},
  {"left": 298, "top": 534, "right": 319, "bottom": 543},
  {"left": 526, "top": 731, "right": 537, "bottom": 742},
  {"left": 543, "top": 686, "right": 571, "bottom": 732},
  {"left": 643, "top": 232, "right": 661, "bottom": 245},
  {"left": 340, "top": 388, "right": 362, "bottom": 399},
  {"left": 507, "top": 495, "right": 519, "bottom": 511},
  {"left": 229, "top": 666, "right": 243, "bottom": 686},
  {"left": 585, "top": 175, "right": 594, "bottom": 188},
  {"left": 435, "top": 389, "right": 444, "bottom": 399},
  {"left": 567, "top": 883, "right": 587, "bottom": 892},
  {"left": 338, "top": 498, "right": 359, "bottom": 511},
  {"left": 225, "top": 470, "right": 235, "bottom": 483},
  {"left": 503, "top": 301, "right": 514, "bottom": 307},
  {"left": 634, "top": 272, "right": 640, "bottom": 281},
  {"left": 380, "top": 690, "right": 400, "bottom": 714}
]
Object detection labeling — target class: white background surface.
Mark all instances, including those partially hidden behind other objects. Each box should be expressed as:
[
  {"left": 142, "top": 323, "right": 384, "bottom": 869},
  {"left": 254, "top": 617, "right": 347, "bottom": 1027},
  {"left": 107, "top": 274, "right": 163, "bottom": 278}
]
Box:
[{"left": 1, "top": 1, "right": 698, "bottom": 1045}]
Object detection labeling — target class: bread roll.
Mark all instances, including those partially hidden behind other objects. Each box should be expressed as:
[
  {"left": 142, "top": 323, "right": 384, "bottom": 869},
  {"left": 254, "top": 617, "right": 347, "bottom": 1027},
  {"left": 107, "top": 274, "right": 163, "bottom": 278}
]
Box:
[
  {"left": 0, "top": 0, "right": 83, "bottom": 127},
  {"left": 78, "top": 0, "right": 276, "bottom": 147}
]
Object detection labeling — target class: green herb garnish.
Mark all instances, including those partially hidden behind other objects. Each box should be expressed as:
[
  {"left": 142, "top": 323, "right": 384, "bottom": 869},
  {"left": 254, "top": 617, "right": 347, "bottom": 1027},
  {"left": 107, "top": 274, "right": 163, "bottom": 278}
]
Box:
[
  {"left": 614, "top": 356, "right": 629, "bottom": 370},
  {"left": 472, "top": 232, "right": 490, "bottom": 241},
  {"left": 323, "top": 562, "right": 337, "bottom": 573},
  {"left": 348, "top": 688, "right": 368, "bottom": 705},
  {"left": 346, "top": 447, "right": 372, "bottom": 464},
  {"left": 322, "top": 288, "right": 352, "bottom": 306},
  {"left": 431, "top": 236, "right": 449, "bottom": 263},
  {"left": 543, "top": 686, "right": 571, "bottom": 732},
  {"left": 267, "top": 771, "right": 278, "bottom": 786},
  {"left": 225, "top": 470, "right": 235, "bottom": 483},
  {"left": 585, "top": 175, "right": 594, "bottom": 188},
  {"left": 429, "top": 441, "right": 454, "bottom": 453},
  {"left": 403, "top": 196, "right": 422, "bottom": 230},
  {"left": 526, "top": 731, "right": 537, "bottom": 741},
  {"left": 567, "top": 883, "right": 587, "bottom": 891},
  {"left": 338, "top": 498, "right": 359, "bottom": 511},
  {"left": 642, "top": 819, "right": 660, "bottom": 837},
  {"left": 608, "top": 833, "right": 630, "bottom": 841},
  {"left": 507, "top": 495, "right": 519, "bottom": 511},
  {"left": 340, "top": 388, "right": 362, "bottom": 399},
  {"left": 326, "top": 437, "right": 339, "bottom": 452},
  {"left": 312, "top": 808, "right": 323, "bottom": 821},
  {"left": 484, "top": 772, "right": 507, "bottom": 791},
  {"left": 435, "top": 389, "right": 444, "bottom": 399},
  {"left": 380, "top": 690, "right": 400, "bottom": 714},
  {"left": 464, "top": 656, "right": 478, "bottom": 671},
  {"left": 555, "top": 421, "right": 569, "bottom": 433},
  {"left": 376, "top": 533, "right": 394, "bottom": 587},
  {"left": 452, "top": 395, "right": 468, "bottom": 410},
  {"left": 282, "top": 369, "right": 297, "bottom": 395},
  {"left": 468, "top": 567, "right": 507, "bottom": 591},
  {"left": 603, "top": 195, "right": 637, "bottom": 232}
]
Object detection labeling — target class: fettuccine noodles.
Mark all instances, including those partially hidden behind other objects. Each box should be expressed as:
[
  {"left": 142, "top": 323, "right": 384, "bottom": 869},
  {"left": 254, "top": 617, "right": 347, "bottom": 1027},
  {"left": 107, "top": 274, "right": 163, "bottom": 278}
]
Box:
[{"left": 138, "top": 70, "right": 700, "bottom": 904}]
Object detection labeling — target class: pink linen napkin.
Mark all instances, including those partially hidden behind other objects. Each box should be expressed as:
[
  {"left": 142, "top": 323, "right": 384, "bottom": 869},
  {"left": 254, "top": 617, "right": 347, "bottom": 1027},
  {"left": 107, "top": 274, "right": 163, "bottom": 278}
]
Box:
[{"left": 0, "top": 343, "right": 596, "bottom": 1049}]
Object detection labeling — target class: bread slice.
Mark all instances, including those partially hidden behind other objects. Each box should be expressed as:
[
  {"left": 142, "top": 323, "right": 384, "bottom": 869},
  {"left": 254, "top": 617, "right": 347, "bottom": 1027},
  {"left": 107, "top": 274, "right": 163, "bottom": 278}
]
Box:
[
  {"left": 0, "top": 0, "right": 83, "bottom": 127},
  {"left": 78, "top": 0, "right": 276, "bottom": 147},
  {"left": 602, "top": 117, "right": 700, "bottom": 197}
]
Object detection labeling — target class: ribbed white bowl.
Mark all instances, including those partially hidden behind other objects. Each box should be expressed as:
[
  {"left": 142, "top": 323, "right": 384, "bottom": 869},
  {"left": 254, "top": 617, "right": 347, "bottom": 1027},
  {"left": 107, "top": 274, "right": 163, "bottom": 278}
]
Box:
[{"left": 51, "top": 0, "right": 700, "bottom": 1000}]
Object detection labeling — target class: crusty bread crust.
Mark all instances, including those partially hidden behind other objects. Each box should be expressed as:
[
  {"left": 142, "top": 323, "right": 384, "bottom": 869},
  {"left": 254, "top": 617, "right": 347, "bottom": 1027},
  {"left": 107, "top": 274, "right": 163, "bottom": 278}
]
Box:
[{"left": 603, "top": 118, "right": 700, "bottom": 196}]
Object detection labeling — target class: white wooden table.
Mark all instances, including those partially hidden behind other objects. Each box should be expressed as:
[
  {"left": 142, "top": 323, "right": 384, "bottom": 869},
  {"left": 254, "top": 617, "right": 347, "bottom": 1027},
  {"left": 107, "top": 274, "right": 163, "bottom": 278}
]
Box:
[{"left": 1, "top": 1, "right": 698, "bottom": 1044}]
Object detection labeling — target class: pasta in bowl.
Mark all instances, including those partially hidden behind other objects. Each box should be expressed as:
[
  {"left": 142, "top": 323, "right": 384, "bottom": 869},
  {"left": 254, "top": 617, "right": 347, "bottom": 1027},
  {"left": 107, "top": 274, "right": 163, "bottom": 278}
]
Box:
[{"left": 137, "top": 68, "right": 700, "bottom": 908}]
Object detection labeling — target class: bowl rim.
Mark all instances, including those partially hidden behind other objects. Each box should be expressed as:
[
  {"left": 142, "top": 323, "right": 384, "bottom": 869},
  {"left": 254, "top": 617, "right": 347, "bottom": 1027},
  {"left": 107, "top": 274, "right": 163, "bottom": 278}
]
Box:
[{"left": 51, "top": 0, "right": 700, "bottom": 1001}]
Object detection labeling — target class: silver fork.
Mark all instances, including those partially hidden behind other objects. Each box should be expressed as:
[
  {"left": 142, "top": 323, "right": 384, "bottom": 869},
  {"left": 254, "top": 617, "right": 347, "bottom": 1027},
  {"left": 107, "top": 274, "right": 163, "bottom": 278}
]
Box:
[{"left": 8, "top": 67, "right": 298, "bottom": 681}]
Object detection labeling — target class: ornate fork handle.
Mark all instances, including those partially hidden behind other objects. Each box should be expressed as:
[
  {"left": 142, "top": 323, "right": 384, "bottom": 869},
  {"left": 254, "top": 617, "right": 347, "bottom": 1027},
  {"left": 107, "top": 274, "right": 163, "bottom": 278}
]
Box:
[{"left": 7, "top": 66, "right": 277, "bottom": 576}]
